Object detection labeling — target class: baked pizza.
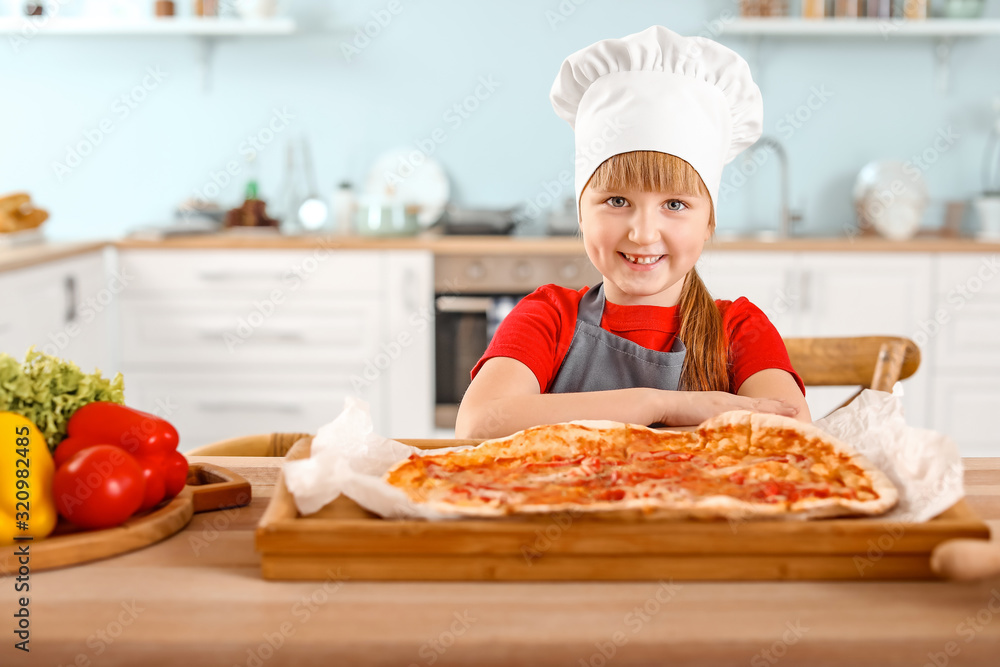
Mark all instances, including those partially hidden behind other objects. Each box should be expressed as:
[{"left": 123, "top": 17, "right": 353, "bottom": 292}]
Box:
[{"left": 384, "top": 411, "right": 898, "bottom": 521}]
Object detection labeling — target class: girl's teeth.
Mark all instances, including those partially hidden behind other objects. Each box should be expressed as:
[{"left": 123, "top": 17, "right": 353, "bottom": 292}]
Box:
[{"left": 623, "top": 253, "right": 663, "bottom": 265}]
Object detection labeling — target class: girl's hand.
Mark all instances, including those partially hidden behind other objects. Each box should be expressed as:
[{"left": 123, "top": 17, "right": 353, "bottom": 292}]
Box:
[{"left": 657, "top": 390, "right": 798, "bottom": 427}]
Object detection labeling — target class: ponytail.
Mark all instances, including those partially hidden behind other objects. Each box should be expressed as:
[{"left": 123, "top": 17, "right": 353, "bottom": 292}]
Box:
[{"left": 677, "top": 267, "right": 729, "bottom": 392}]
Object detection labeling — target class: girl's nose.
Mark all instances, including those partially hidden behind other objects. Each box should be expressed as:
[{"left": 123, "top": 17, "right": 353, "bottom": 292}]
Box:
[{"left": 627, "top": 209, "right": 660, "bottom": 246}]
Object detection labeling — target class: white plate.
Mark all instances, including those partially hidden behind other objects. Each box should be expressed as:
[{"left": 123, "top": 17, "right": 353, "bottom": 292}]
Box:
[
  {"left": 364, "top": 148, "right": 449, "bottom": 227},
  {"left": 852, "top": 161, "right": 928, "bottom": 240}
]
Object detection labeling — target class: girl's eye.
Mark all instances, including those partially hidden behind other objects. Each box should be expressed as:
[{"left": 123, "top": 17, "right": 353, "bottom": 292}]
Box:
[
  {"left": 665, "top": 200, "right": 687, "bottom": 211},
  {"left": 606, "top": 196, "right": 628, "bottom": 208}
]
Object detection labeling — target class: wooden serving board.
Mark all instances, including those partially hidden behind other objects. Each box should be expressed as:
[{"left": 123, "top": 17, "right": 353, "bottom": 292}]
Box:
[
  {"left": 0, "top": 462, "right": 251, "bottom": 574},
  {"left": 256, "top": 438, "right": 992, "bottom": 582}
]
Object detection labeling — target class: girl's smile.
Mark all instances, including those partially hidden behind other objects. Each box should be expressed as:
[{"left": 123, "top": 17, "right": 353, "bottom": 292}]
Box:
[{"left": 618, "top": 252, "right": 666, "bottom": 268}]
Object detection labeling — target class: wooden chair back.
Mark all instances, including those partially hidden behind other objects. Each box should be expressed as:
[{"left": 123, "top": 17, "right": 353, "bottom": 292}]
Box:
[
  {"left": 782, "top": 336, "right": 920, "bottom": 408},
  {"left": 185, "top": 432, "right": 311, "bottom": 457}
]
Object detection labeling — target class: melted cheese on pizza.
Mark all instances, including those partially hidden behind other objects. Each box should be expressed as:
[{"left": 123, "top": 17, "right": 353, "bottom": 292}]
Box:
[{"left": 387, "top": 422, "right": 880, "bottom": 513}]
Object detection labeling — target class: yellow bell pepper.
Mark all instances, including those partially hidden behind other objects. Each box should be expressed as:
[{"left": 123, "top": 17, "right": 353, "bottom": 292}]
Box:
[{"left": 1, "top": 412, "right": 57, "bottom": 546}]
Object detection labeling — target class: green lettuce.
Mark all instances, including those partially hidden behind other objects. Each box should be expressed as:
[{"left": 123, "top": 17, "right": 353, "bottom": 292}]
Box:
[{"left": 0, "top": 348, "right": 124, "bottom": 452}]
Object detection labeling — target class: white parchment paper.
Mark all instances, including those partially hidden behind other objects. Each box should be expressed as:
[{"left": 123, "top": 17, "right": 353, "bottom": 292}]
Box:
[
  {"left": 814, "top": 389, "right": 964, "bottom": 522},
  {"left": 284, "top": 391, "right": 965, "bottom": 523}
]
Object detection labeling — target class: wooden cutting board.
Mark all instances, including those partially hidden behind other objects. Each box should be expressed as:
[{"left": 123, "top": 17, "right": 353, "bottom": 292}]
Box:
[
  {"left": 256, "top": 438, "right": 992, "bottom": 581},
  {"left": 0, "top": 462, "right": 251, "bottom": 574}
]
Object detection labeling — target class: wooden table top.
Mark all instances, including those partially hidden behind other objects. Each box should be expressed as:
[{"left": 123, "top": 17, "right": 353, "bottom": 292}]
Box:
[{"left": 5, "top": 455, "right": 1000, "bottom": 667}]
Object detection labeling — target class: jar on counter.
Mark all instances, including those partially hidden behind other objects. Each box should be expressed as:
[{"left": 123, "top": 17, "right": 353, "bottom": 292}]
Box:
[{"left": 330, "top": 182, "right": 357, "bottom": 236}]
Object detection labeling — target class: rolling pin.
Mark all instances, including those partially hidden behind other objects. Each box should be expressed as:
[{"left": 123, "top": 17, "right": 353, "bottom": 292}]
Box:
[{"left": 931, "top": 539, "right": 1000, "bottom": 581}]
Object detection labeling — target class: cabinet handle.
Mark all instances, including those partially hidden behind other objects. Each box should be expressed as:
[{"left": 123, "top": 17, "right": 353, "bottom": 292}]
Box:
[
  {"left": 781, "top": 269, "right": 798, "bottom": 314},
  {"left": 196, "top": 402, "right": 304, "bottom": 414},
  {"left": 200, "top": 330, "right": 306, "bottom": 343},
  {"left": 402, "top": 267, "right": 420, "bottom": 313},
  {"left": 435, "top": 296, "right": 492, "bottom": 313},
  {"left": 196, "top": 271, "right": 286, "bottom": 282},
  {"left": 64, "top": 276, "right": 77, "bottom": 323},
  {"left": 799, "top": 270, "right": 811, "bottom": 313}
]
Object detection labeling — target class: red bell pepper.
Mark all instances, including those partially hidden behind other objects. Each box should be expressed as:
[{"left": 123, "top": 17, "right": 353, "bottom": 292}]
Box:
[
  {"left": 56, "top": 402, "right": 187, "bottom": 512},
  {"left": 67, "top": 402, "right": 178, "bottom": 460}
]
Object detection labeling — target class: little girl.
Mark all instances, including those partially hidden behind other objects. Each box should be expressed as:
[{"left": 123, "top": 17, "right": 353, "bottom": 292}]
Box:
[{"left": 456, "top": 26, "right": 810, "bottom": 439}]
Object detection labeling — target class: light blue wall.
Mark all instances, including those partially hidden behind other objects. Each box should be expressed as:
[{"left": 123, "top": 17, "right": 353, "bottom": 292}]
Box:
[{"left": 1, "top": 0, "right": 998, "bottom": 240}]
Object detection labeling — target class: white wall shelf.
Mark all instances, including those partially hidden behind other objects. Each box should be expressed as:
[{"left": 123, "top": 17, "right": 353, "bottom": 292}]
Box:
[
  {"left": 719, "top": 18, "right": 1000, "bottom": 37},
  {"left": 0, "top": 16, "right": 296, "bottom": 91},
  {"left": 720, "top": 18, "right": 1000, "bottom": 93},
  {"left": 0, "top": 16, "right": 295, "bottom": 36}
]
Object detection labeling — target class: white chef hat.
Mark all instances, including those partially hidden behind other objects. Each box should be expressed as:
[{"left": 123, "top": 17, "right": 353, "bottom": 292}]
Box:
[{"left": 550, "top": 25, "right": 763, "bottom": 213}]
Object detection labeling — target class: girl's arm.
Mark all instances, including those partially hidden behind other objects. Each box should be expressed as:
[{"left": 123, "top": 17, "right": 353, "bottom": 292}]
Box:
[
  {"left": 737, "top": 368, "right": 812, "bottom": 423},
  {"left": 455, "top": 357, "right": 799, "bottom": 439}
]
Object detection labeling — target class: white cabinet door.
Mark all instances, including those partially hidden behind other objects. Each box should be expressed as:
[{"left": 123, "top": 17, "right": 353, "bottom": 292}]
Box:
[
  {"left": 116, "top": 248, "right": 436, "bottom": 446},
  {"left": 123, "top": 371, "right": 377, "bottom": 452},
  {"left": 931, "top": 373, "right": 1000, "bottom": 458},
  {"left": 797, "top": 253, "right": 933, "bottom": 337},
  {"left": 381, "top": 251, "right": 434, "bottom": 439},
  {"left": 795, "top": 253, "right": 933, "bottom": 425},
  {"left": 698, "top": 250, "right": 934, "bottom": 425},
  {"left": 928, "top": 254, "right": 1000, "bottom": 453},
  {"left": 119, "top": 296, "right": 384, "bottom": 367},
  {"left": 932, "top": 254, "right": 1000, "bottom": 368},
  {"left": 0, "top": 271, "right": 27, "bottom": 357},
  {"left": 697, "top": 250, "right": 800, "bottom": 337},
  {"left": 0, "top": 252, "right": 110, "bottom": 372}
]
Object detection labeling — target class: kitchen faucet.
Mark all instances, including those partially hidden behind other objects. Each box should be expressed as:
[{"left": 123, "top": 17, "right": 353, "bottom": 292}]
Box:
[{"left": 745, "top": 135, "right": 802, "bottom": 238}]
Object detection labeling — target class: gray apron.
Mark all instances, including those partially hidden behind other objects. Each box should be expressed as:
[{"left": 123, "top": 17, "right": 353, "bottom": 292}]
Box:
[{"left": 549, "top": 283, "right": 687, "bottom": 393}]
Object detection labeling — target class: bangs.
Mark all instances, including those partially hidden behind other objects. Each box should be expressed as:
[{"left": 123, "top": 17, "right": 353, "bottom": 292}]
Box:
[{"left": 586, "top": 151, "right": 709, "bottom": 197}]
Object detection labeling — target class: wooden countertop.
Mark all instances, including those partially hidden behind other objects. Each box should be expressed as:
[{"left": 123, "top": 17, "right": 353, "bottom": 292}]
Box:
[
  {"left": 2, "top": 234, "right": 998, "bottom": 275},
  {"left": 0, "top": 241, "right": 105, "bottom": 273},
  {"left": 8, "top": 455, "right": 998, "bottom": 667},
  {"left": 117, "top": 233, "right": 1000, "bottom": 254}
]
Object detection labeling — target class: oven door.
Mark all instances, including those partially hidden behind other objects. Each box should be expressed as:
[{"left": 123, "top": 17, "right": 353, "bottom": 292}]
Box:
[{"left": 434, "top": 294, "right": 524, "bottom": 429}]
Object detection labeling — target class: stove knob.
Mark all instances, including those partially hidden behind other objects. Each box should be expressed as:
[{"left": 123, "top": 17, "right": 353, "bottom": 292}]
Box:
[
  {"left": 514, "top": 261, "right": 533, "bottom": 281},
  {"left": 465, "top": 261, "right": 486, "bottom": 281}
]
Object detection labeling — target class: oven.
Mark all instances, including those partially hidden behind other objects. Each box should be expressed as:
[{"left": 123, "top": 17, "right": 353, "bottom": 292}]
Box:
[{"left": 433, "top": 253, "right": 602, "bottom": 431}]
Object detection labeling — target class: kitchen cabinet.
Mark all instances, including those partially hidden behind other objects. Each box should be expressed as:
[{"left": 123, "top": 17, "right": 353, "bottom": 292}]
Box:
[
  {"left": 0, "top": 250, "right": 110, "bottom": 372},
  {"left": 116, "top": 248, "right": 433, "bottom": 450},
  {"left": 928, "top": 253, "right": 1000, "bottom": 457},
  {"left": 698, "top": 251, "right": 933, "bottom": 427}
]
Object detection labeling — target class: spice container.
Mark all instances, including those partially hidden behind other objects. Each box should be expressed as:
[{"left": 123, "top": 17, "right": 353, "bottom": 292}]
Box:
[
  {"left": 740, "top": 0, "right": 788, "bottom": 16},
  {"left": 194, "top": 0, "right": 218, "bottom": 16},
  {"left": 834, "top": 0, "right": 861, "bottom": 17},
  {"left": 155, "top": 1, "right": 175, "bottom": 17},
  {"left": 903, "top": 0, "right": 928, "bottom": 18},
  {"left": 802, "top": 0, "right": 827, "bottom": 18},
  {"left": 867, "top": 0, "right": 891, "bottom": 17}
]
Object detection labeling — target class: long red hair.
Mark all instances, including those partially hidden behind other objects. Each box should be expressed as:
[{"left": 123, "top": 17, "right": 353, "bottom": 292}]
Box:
[{"left": 583, "top": 151, "right": 729, "bottom": 392}]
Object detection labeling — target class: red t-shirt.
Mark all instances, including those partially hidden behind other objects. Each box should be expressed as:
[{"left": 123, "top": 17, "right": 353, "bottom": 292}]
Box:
[{"left": 471, "top": 284, "right": 805, "bottom": 395}]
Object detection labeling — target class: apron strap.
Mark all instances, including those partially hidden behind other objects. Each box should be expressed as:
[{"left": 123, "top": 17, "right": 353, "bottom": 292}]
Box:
[{"left": 576, "top": 283, "right": 605, "bottom": 326}]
